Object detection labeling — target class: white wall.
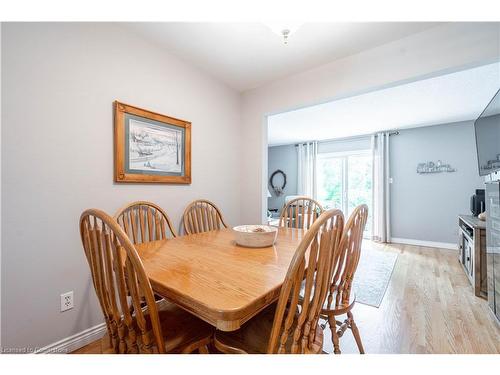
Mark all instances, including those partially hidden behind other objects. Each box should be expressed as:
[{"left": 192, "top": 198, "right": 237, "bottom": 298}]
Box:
[
  {"left": 241, "top": 23, "right": 500, "bottom": 224},
  {"left": 1, "top": 23, "right": 242, "bottom": 349},
  {"left": 318, "top": 137, "right": 372, "bottom": 154}
]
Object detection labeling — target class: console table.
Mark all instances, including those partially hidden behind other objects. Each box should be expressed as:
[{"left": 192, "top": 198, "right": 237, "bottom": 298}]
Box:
[{"left": 458, "top": 215, "right": 487, "bottom": 299}]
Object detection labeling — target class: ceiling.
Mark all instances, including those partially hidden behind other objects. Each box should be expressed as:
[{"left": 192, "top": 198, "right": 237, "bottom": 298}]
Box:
[
  {"left": 268, "top": 62, "right": 500, "bottom": 146},
  {"left": 123, "top": 22, "right": 442, "bottom": 91}
]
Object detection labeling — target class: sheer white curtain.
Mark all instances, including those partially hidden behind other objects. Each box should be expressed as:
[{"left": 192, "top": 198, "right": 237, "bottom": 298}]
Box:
[
  {"left": 371, "top": 133, "right": 391, "bottom": 243},
  {"left": 296, "top": 141, "right": 318, "bottom": 199}
]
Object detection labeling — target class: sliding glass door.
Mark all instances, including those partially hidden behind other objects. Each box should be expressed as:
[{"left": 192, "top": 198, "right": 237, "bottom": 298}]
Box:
[{"left": 317, "top": 150, "right": 373, "bottom": 236}]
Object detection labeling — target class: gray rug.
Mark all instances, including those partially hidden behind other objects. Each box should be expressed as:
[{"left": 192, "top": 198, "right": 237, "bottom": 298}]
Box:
[{"left": 351, "top": 245, "right": 398, "bottom": 308}]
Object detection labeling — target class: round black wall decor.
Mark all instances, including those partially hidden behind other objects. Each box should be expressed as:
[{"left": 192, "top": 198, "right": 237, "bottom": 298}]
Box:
[{"left": 269, "top": 169, "right": 287, "bottom": 196}]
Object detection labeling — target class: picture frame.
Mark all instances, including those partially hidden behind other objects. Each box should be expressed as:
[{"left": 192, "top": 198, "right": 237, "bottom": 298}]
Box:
[{"left": 114, "top": 101, "right": 191, "bottom": 184}]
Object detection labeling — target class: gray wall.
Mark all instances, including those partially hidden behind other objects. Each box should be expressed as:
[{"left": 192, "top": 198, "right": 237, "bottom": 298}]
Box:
[
  {"left": 1, "top": 23, "right": 242, "bottom": 349},
  {"left": 268, "top": 121, "right": 484, "bottom": 244},
  {"left": 267, "top": 145, "right": 297, "bottom": 211},
  {"left": 390, "top": 121, "right": 484, "bottom": 243}
]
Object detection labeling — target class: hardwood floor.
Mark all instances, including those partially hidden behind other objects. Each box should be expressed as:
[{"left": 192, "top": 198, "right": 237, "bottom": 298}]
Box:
[
  {"left": 72, "top": 339, "right": 101, "bottom": 354},
  {"left": 323, "top": 242, "right": 500, "bottom": 354},
  {"left": 72, "top": 242, "right": 500, "bottom": 354}
]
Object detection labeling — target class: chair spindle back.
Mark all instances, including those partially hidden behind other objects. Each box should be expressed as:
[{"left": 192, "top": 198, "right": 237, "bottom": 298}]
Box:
[
  {"left": 326, "top": 204, "right": 368, "bottom": 310},
  {"left": 80, "top": 209, "right": 165, "bottom": 353},
  {"left": 115, "top": 201, "right": 177, "bottom": 244},
  {"left": 278, "top": 197, "right": 324, "bottom": 230},
  {"left": 182, "top": 199, "right": 228, "bottom": 235},
  {"left": 267, "top": 209, "right": 344, "bottom": 353}
]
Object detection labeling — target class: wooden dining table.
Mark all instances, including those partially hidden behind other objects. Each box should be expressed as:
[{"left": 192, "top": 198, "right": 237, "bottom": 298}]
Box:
[{"left": 135, "top": 227, "right": 305, "bottom": 332}]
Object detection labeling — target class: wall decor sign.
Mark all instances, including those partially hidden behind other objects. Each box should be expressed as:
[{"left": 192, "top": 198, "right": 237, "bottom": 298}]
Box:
[
  {"left": 416, "top": 160, "right": 456, "bottom": 174},
  {"left": 114, "top": 101, "right": 191, "bottom": 184}
]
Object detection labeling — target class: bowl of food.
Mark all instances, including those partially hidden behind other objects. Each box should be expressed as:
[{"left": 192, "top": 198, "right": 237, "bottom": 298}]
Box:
[{"left": 232, "top": 225, "right": 278, "bottom": 248}]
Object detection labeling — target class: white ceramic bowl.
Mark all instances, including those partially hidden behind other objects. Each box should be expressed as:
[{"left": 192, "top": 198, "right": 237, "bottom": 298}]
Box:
[{"left": 233, "top": 225, "right": 278, "bottom": 248}]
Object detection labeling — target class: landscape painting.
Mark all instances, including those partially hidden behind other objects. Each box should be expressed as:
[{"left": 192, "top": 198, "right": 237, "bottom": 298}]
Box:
[
  {"left": 114, "top": 101, "right": 191, "bottom": 184},
  {"left": 128, "top": 118, "right": 183, "bottom": 174}
]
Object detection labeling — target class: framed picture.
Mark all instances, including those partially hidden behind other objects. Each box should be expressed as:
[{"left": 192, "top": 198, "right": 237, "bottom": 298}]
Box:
[{"left": 114, "top": 101, "right": 191, "bottom": 184}]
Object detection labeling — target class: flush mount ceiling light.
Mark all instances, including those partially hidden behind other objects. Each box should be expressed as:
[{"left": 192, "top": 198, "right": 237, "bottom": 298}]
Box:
[{"left": 264, "top": 22, "right": 303, "bottom": 45}]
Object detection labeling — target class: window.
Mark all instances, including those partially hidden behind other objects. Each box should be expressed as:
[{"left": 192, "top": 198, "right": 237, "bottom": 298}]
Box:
[{"left": 317, "top": 150, "right": 373, "bottom": 236}]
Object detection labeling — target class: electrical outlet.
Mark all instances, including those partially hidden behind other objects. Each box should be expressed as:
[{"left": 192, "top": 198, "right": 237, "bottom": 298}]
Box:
[{"left": 60, "top": 291, "right": 74, "bottom": 312}]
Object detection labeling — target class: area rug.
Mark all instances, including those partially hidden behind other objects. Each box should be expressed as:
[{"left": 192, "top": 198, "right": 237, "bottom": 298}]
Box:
[{"left": 351, "top": 245, "right": 398, "bottom": 308}]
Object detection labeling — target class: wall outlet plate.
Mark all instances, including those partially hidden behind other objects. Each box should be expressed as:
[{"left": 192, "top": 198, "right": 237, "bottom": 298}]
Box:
[{"left": 60, "top": 291, "right": 74, "bottom": 312}]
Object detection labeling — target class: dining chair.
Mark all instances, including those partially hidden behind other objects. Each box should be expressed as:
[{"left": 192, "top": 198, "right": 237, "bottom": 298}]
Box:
[
  {"left": 114, "top": 201, "right": 177, "bottom": 244},
  {"left": 79, "top": 208, "right": 213, "bottom": 354},
  {"left": 182, "top": 199, "right": 228, "bottom": 235},
  {"left": 322, "top": 204, "right": 369, "bottom": 354},
  {"left": 278, "top": 196, "right": 324, "bottom": 230},
  {"left": 213, "top": 208, "right": 344, "bottom": 354}
]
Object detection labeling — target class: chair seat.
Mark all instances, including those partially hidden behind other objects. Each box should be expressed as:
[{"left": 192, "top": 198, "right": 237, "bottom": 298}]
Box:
[
  {"left": 101, "top": 300, "right": 213, "bottom": 354},
  {"left": 299, "top": 280, "right": 356, "bottom": 316},
  {"left": 214, "top": 303, "right": 323, "bottom": 354}
]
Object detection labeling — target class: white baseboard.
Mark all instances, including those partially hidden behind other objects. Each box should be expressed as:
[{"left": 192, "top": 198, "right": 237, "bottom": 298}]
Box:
[
  {"left": 35, "top": 322, "right": 106, "bottom": 354},
  {"left": 390, "top": 237, "right": 458, "bottom": 250},
  {"left": 34, "top": 300, "right": 170, "bottom": 354}
]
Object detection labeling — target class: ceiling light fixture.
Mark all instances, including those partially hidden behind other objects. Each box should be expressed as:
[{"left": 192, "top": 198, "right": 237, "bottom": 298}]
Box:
[{"left": 264, "top": 23, "right": 303, "bottom": 45}]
